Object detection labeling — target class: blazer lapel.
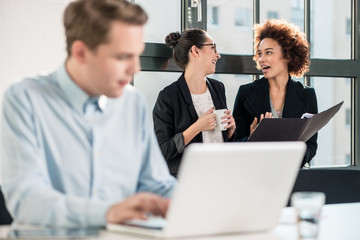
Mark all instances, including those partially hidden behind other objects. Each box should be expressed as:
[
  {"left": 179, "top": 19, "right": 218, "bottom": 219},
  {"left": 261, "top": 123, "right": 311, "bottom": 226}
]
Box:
[
  {"left": 244, "top": 78, "right": 271, "bottom": 117},
  {"left": 177, "top": 73, "right": 199, "bottom": 122},
  {"left": 243, "top": 77, "right": 306, "bottom": 118},
  {"left": 207, "top": 78, "right": 222, "bottom": 110},
  {"left": 283, "top": 78, "right": 306, "bottom": 118}
]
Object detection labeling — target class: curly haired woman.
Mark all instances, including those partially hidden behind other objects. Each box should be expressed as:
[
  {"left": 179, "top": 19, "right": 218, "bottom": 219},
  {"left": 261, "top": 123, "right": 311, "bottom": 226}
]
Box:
[{"left": 233, "top": 19, "right": 318, "bottom": 167}]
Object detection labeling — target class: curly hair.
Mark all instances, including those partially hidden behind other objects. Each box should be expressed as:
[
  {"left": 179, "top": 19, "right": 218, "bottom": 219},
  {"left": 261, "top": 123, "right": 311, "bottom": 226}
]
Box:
[{"left": 253, "top": 19, "right": 310, "bottom": 78}]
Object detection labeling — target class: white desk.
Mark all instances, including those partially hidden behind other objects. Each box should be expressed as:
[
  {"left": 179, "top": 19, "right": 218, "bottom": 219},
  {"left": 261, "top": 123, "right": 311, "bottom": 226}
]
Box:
[{"left": 1, "top": 203, "right": 359, "bottom": 240}]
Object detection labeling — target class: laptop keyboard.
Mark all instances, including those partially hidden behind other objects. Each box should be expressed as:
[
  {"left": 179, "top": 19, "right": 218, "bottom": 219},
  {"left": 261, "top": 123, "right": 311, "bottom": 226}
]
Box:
[{"left": 124, "top": 217, "right": 166, "bottom": 230}]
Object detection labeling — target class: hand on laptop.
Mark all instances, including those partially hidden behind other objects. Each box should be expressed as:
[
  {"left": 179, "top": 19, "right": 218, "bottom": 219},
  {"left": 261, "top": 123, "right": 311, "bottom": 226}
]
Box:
[{"left": 106, "top": 192, "right": 170, "bottom": 224}]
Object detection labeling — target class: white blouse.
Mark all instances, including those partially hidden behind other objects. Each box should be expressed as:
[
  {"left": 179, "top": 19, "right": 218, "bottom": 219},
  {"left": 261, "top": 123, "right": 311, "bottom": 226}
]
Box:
[{"left": 191, "top": 88, "right": 224, "bottom": 143}]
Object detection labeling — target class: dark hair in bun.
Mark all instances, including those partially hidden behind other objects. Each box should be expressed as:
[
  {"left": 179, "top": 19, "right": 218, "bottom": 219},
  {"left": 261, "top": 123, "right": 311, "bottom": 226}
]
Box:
[
  {"left": 165, "top": 28, "right": 207, "bottom": 70},
  {"left": 165, "top": 31, "right": 181, "bottom": 48}
]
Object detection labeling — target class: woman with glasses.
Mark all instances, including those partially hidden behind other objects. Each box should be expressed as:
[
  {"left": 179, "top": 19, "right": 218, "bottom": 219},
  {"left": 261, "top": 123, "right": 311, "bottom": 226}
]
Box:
[
  {"left": 233, "top": 19, "right": 318, "bottom": 167},
  {"left": 153, "top": 28, "right": 236, "bottom": 177}
]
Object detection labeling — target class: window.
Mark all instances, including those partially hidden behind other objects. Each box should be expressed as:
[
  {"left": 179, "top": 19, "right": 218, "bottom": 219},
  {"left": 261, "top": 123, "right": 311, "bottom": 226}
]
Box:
[
  {"left": 311, "top": 0, "right": 351, "bottom": 59},
  {"left": 291, "top": 0, "right": 302, "bottom": 8},
  {"left": 234, "top": 8, "right": 251, "bottom": 28},
  {"left": 345, "top": 154, "right": 351, "bottom": 165},
  {"left": 310, "top": 77, "right": 351, "bottom": 166},
  {"left": 291, "top": 1, "right": 304, "bottom": 31},
  {"left": 346, "top": 18, "right": 351, "bottom": 36},
  {"left": 260, "top": 0, "right": 304, "bottom": 30},
  {"left": 267, "top": 11, "right": 278, "bottom": 19},
  {"left": 346, "top": 108, "right": 351, "bottom": 127},
  {"left": 207, "top": 0, "right": 253, "bottom": 54},
  {"left": 207, "top": 6, "right": 219, "bottom": 27}
]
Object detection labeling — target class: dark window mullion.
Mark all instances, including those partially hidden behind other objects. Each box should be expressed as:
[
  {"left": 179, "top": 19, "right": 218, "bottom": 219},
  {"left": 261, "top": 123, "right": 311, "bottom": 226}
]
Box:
[
  {"left": 304, "top": 0, "right": 311, "bottom": 86},
  {"left": 253, "top": 0, "right": 260, "bottom": 81},
  {"left": 353, "top": 0, "right": 360, "bottom": 167}
]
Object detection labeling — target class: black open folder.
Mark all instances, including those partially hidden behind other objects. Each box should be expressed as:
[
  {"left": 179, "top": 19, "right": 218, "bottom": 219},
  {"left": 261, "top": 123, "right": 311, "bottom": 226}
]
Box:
[{"left": 247, "top": 101, "right": 344, "bottom": 142}]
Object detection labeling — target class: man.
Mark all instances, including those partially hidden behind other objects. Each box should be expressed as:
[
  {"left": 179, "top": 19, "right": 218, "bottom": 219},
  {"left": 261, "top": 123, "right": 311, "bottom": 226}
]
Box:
[{"left": 1, "top": 0, "right": 176, "bottom": 228}]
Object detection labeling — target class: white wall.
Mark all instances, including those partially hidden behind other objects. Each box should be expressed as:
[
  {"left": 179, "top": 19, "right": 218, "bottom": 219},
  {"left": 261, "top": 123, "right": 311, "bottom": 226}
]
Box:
[{"left": 0, "top": 0, "right": 71, "bottom": 183}]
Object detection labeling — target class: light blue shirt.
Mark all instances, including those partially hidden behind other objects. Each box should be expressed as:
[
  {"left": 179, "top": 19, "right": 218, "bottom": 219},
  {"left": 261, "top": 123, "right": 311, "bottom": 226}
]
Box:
[{"left": 0, "top": 64, "right": 176, "bottom": 228}]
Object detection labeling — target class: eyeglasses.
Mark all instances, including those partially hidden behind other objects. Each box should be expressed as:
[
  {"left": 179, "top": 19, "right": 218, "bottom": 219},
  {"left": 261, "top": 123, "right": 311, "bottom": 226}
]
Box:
[{"left": 199, "top": 43, "right": 218, "bottom": 54}]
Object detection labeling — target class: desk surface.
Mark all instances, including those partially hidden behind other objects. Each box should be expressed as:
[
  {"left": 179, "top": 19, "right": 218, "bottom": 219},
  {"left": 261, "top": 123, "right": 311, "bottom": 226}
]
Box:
[{"left": 1, "top": 203, "right": 359, "bottom": 240}]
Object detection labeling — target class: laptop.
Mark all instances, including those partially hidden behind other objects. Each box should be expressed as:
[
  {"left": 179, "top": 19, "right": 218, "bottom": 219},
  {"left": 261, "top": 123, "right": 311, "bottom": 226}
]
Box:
[{"left": 107, "top": 142, "right": 306, "bottom": 238}]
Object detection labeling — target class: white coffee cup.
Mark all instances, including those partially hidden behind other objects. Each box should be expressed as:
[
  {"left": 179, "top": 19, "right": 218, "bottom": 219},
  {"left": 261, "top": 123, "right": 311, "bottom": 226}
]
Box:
[{"left": 213, "top": 109, "right": 227, "bottom": 131}]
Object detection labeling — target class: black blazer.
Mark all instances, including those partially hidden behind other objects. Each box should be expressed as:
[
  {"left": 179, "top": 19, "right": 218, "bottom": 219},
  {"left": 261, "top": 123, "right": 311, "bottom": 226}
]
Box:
[
  {"left": 153, "top": 73, "right": 234, "bottom": 176},
  {"left": 233, "top": 77, "right": 318, "bottom": 166}
]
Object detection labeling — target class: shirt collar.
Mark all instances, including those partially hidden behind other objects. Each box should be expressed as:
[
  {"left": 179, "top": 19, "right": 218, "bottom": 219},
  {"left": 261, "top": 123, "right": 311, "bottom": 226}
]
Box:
[{"left": 55, "top": 63, "right": 108, "bottom": 113}]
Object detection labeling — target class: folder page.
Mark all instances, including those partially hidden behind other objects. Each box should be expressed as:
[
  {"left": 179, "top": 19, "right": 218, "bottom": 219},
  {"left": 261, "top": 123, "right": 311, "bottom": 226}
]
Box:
[
  {"left": 298, "top": 101, "right": 344, "bottom": 141},
  {"left": 247, "top": 118, "right": 309, "bottom": 141}
]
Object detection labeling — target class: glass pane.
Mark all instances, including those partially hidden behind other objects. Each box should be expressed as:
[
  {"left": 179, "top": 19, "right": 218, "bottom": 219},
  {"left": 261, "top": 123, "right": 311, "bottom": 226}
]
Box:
[
  {"left": 293, "top": 76, "right": 304, "bottom": 85},
  {"left": 207, "top": 0, "right": 253, "bottom": 55},
  {"left": 310, "top": 77, "right": 351, "bottom": 166},
  {"left": 260, "top": 0, "right": 304, "bottom": 31},
  {"left": 311, "top": 0, "right": 351, "bottom": 59},
  {"left": 208, "top": 74, "right": 253, "bottom": 112},
  {"left": 135, "top": 0, "right": 181, "bottom": 43},
  {"left": 134, "top": 72, "right": 181, "bottom": 124}
]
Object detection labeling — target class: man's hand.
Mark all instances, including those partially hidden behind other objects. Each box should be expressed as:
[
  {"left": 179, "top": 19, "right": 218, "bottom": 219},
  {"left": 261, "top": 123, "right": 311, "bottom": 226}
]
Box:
[{"left": 106, "top": 192, "right": 170, "bottom": 224}]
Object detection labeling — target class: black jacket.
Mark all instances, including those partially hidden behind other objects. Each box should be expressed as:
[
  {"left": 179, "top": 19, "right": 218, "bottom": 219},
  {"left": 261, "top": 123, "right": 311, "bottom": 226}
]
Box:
[
  {"left": 153, "top": 73, "right": 234, "bottom": 176},
  {"left": 233, "top": 76, "right": 318, "bottom": 166}
]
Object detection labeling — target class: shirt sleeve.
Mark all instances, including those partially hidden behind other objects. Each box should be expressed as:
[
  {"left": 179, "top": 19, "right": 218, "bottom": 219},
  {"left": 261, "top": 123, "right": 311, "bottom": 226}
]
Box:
[
  {"left": 137, "top": 94, "right": 176, "bottom": 197},
  {"left": 0, "top": 85, "right": 111, "bottom": 228}
]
